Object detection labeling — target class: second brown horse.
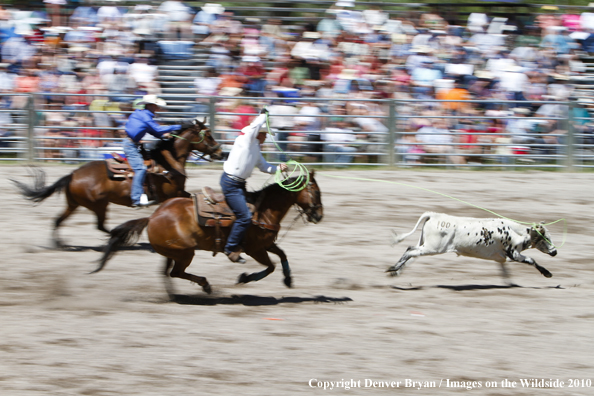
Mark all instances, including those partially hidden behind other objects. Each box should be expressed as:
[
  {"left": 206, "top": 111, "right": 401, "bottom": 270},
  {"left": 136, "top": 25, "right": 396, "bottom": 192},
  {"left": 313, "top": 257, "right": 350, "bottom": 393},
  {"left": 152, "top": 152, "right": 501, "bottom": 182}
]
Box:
[
  {"left": 12, "top": 119, "right": 223, "bottom": 247},
  {"left": 92, "top": 171, "right": 323, "bottom": 295}
]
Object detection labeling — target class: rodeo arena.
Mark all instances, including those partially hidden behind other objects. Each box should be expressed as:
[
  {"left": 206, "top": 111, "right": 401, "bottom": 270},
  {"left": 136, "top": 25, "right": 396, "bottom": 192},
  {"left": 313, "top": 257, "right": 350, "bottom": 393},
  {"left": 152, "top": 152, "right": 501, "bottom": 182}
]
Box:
[{"left": 2, "top": 0, "right": 594, "bottom": 394}]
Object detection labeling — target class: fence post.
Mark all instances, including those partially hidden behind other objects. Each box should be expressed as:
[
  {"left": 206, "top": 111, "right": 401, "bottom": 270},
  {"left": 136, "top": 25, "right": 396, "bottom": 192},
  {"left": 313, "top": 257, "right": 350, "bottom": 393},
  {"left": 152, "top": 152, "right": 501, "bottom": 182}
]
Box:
[
  {"left": 27, "top": 94, "right": 35, "bottom": 163},
  {"left": 209, "top": 96, "right": 217, "bottom": 138},
  {"left": 566, "top": 101, "right": 575, "bottom": 171},
  {"left": 388, "top": 99, "right": 396, "bottom": 167}
]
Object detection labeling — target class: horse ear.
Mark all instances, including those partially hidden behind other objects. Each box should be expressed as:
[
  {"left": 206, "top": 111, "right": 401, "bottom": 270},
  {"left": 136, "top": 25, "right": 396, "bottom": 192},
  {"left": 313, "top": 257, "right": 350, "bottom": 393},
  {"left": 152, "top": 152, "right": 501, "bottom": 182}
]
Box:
[
  {"left": 203, "top": 117, "right": 207, "bottom": 125},
  {"left": 310, "top": 169, "right": 315, "bottom": 177}
]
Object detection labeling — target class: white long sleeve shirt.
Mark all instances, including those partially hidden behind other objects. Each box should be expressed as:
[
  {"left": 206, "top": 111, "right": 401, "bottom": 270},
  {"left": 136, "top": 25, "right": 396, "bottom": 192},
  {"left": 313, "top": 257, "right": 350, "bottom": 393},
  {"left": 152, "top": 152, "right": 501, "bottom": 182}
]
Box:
[{"left": 223, "top": 114, "right": 278, "bottom": 180}]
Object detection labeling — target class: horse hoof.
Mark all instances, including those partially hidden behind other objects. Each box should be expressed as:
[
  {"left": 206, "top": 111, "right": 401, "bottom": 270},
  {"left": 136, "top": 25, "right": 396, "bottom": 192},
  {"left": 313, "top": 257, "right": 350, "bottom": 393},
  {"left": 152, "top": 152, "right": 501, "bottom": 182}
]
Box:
[
  {"left": 543, "top": 271, "right": 552, "bottom": 278},
  {"left": 237, "top": 273, "right": 249, "bottom": 284},
  {"left": 203, "top": 284, "right": 212, "bottom": 294},
  {"left": 283, "top": 276, "right": 292, "bottom": 288}
]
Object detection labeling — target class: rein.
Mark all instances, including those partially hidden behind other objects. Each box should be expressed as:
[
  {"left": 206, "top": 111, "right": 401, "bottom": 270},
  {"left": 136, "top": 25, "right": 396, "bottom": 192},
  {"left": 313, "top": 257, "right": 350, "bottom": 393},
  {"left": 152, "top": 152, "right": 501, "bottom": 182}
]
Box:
[
  {"left": 171, "top": 126, "right": 220, "bottom": 162},
  {"left": 170, "top": 129, "right": 206, "bottom": 144},
  {"left": 287, "top": 179, "right": 320, "bottom": 224}
]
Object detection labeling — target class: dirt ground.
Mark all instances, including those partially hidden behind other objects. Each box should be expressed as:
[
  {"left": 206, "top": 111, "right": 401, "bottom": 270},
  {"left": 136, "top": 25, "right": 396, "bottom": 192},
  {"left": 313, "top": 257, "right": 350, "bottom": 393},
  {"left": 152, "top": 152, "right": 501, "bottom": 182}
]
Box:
[{"left": 1, "top": 165, "right": 593, "bottom": 395}]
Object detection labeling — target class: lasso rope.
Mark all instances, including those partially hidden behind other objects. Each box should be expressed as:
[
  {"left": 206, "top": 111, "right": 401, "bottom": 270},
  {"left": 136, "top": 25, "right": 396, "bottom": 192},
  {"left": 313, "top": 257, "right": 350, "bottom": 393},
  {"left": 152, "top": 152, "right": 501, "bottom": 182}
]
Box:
[
  {"left": 322, "top": 174, "right": 567, "bottom": 249},
  {"left": 264, "top": 112, "right": 309, "bottom": 192},
  {"left": 262, "top": 111, "right": 565, "bottom": 248}
]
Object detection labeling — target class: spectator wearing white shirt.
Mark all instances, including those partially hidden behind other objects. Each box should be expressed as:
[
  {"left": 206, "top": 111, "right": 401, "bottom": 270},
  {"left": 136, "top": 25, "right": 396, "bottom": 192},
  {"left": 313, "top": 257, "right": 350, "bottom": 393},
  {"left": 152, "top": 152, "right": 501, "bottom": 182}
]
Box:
[
  {"left": 128, "top": 55, "right": 158, "bottom": 86},
  {"left": 158, "top": 0, "right": 192, "bottom": 40},
  {"left": 193, "top": 3, "right": 224, "bottom": 36},
  {"left": 291, "top": 32, "right": 330, "bottom": 62},
  {"left": 499, "top": 64, "right": 529, "bottom": 104},
  {"left": 97, "top": 4, "right": 123, "bottom": 25},
  {"left": 323, "top": 117, "right": 358, "bottom": 165},
  {"left": 190, "top": 67, "right": 220, "bottom": 116},
  {"left": 415, "top": 118, "right": 464, "bottom": 164},
  {"left": 506, "top": 107, "right": 534, "bottom": 144},
  {"left": 0, "top": 63, "right": 16, "bottom": 92},
  {"left": 1, "top": 35, "right": 36, "bottom": 73},
  {"left": 268, "top": 101, "right": 297, "bottom": 161}
]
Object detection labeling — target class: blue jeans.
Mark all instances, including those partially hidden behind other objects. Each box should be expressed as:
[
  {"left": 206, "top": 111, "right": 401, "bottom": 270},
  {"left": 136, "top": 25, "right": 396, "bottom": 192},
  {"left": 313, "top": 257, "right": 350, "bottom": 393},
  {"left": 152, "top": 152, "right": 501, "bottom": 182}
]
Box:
[
  {"left": 220, "top": 172, "right": 251, "bottom": 253},
  {"left": 122, "top": 139, "right": 146, "bottom": 205}
]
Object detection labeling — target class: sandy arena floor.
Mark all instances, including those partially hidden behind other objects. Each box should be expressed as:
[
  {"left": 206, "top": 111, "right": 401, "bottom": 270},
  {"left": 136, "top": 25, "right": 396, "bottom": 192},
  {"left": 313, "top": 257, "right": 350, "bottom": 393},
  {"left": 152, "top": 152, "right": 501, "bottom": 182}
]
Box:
[{"left": 1, "top": 165, "right": 593, "bottom": 395}]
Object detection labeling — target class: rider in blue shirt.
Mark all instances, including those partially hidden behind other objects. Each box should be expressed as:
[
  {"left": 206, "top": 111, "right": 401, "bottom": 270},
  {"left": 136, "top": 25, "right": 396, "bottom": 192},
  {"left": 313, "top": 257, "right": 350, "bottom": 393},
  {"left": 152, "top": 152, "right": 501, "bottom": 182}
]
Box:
[{"left": 123, "top": 95, "right": 189, "bottom": 207}]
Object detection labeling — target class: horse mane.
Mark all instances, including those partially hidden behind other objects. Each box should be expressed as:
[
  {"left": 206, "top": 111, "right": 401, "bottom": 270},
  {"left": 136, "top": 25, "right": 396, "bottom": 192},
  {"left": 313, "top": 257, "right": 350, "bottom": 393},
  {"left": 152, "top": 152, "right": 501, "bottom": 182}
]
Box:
[{"left": 246, "top": 177, "right": 303, "bottom": 204}]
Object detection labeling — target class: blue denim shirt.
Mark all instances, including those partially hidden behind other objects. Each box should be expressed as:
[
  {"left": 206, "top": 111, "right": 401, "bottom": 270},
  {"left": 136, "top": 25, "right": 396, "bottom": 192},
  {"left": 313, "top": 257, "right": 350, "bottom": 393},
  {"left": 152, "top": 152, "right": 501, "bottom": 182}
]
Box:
[{"left": 124, "top": 108, "right": 181, "bottom": 143}]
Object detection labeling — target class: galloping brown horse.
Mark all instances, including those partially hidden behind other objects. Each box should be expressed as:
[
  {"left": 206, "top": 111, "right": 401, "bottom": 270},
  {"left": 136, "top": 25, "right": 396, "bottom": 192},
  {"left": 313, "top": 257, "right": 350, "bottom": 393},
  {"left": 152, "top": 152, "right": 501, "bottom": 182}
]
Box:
[
  {"left": 93, "top": 171, "right": 323, "bottom": 295},
  {"left": 12, "top": 119, "right": 223, "bottom": 247}
]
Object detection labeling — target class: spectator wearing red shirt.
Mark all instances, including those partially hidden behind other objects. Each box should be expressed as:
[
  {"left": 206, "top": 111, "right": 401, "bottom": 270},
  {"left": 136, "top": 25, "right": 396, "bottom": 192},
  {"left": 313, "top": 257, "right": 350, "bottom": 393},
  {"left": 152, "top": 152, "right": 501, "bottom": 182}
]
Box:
[
  {"left": 237, "top": 56, "right": 266, "bottom": 96},
  {"left": 230, "top": 102, "right": 258, "bottom": 132}
]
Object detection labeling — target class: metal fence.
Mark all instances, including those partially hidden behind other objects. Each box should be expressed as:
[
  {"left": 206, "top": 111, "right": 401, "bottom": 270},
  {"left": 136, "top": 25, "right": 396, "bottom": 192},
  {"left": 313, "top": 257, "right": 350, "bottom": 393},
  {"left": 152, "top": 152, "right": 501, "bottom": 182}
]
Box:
[{"left": 1, "top": 93, "right": 592, "bottom": 170}]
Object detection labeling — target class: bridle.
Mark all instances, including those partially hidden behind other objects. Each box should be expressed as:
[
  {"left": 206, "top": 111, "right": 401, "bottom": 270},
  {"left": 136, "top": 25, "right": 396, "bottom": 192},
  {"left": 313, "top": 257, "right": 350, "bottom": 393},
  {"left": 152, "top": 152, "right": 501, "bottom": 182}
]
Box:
[
  {"left": 295, "top": 180, "right": 322, "bottom": 222},
  {"left": 171, "top": 124, "right": 221, "bottom": 162}
]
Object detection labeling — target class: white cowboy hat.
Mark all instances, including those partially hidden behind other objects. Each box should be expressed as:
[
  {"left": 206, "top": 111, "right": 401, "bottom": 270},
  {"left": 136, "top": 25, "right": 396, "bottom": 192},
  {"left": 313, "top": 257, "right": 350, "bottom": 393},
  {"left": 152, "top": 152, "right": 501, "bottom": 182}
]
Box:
[
  {"left": 219, "top": 86, "right": 243, "bottom": 96},
  {"left": 139, "top": 95, "right": 167, "bottom": 107},
  {"left": 512, "top": 107, "right": 531, "bottom": 115},
  {"left": 504, "top": 64, "right": 523, "bottom": 73},
  {"left": 241, "top": 55, "right": 260, "bottom": 63},
  {"left": 474, "top": 70, "right": 494, "bottom": 79},
  {"left": 302, "top": 31, "right": 321, "bottom": 39},
  {"left": 337, "top": 68, "right": 358, "bottom": 80},
  {"left": 336, "top": 0, "right": 355, "bottom": 7},
  {"left": 410, "top": 45, "right": 434, "bottom": 53},
  {"left": 202, "top": 3, "right": 225, "bottom": 15}
]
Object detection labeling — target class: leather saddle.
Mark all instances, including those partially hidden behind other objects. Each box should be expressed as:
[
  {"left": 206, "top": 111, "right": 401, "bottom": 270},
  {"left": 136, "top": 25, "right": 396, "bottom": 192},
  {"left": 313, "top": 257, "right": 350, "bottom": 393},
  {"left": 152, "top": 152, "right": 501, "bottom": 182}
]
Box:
[
  {"left": 193, "top": 187, "right": 280, "bottom": 253},
  {"left": 105, "top": 152, "right": 163, "bottom": 179}
]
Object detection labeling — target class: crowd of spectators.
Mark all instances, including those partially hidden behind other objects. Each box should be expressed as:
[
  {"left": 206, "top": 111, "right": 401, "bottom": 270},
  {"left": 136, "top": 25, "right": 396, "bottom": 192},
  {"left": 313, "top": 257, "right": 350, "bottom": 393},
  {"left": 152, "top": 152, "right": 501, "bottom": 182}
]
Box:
[{"left": 0, "top": 1, "right": 593, "bottom": 164}]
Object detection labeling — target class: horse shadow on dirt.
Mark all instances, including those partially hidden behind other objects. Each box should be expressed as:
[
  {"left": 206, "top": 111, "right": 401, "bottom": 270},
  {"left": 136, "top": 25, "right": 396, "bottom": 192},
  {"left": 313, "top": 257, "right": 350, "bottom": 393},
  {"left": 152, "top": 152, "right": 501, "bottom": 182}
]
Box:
[
  {"left": 39, "top": 242, "right": 154, "bottom": 253},
  {"left": 171, "top": 294, "right": 353, "bottom": 306},
  {"left": 391, "top": 284, "right": 564, "bottom": 291}
]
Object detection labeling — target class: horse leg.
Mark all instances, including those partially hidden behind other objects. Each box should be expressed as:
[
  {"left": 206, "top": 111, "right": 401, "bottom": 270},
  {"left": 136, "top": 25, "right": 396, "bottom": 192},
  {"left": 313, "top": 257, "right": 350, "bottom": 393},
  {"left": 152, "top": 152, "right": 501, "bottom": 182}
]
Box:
[
  {"left": 237, "top": 249, "right": 275, "bottom": 285},
  {"left": 53, "top": 201, "right": 79, "bottom": 249},
  {"left": 168, "top": 249, "right": 212, "bottom": 294},
  {"left": 266, "top": 243, "right": 292, "bottom": 288},
  {"left": 91, "top": 200, "right": 110, "bottom": 234},
  {"left": 163, "top": 258, "right": 176, "bottom": 299}
]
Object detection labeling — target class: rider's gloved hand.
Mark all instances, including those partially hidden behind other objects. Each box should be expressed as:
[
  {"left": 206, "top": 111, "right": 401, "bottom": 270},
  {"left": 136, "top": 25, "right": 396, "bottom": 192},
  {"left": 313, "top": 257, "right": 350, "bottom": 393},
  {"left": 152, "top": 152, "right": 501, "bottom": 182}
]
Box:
[{"left": 259, "top": 107, "right": 269, "bottom": 115}]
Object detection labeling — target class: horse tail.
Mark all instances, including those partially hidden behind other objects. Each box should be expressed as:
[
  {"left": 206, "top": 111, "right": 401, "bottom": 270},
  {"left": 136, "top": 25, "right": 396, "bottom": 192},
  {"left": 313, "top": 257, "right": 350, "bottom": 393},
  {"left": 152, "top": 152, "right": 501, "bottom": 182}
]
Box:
[
  {"left": 91, "top": 218, "right": 150, "bottom": 274},
  {"left": 391, "top": 212, "right": 433, "bottom": 247},
  {"left": 11, "top": 167, "right": 72, "bottom": 204}
]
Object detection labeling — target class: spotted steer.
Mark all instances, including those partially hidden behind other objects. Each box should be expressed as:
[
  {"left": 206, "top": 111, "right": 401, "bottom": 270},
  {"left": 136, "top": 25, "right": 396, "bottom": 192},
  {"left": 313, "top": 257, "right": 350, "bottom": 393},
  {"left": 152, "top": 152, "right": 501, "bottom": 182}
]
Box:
[{"left": 386, "top": 212, "right": 557, "bottom": 281}]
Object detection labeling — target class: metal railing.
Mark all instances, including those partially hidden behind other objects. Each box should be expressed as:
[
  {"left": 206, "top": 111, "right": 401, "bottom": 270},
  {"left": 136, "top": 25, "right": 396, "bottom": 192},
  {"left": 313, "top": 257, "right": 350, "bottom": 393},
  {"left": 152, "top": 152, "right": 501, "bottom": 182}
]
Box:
[{"left": 1, "top": 93, "right": 591, "bottom": 170}]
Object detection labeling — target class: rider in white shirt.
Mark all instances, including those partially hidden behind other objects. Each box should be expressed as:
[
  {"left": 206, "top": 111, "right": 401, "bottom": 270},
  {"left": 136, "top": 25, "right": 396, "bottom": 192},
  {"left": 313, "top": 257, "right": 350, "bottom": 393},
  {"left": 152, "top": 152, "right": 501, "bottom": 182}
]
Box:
[{"left": 220, "top": 110, "right": 288, "bottom": 263}]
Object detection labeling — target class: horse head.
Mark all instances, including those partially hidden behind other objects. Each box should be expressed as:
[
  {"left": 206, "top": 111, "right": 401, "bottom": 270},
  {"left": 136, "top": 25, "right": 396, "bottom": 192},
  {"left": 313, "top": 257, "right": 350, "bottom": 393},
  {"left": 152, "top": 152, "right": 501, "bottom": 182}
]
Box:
[
  {"left": 295, "top": 170, "right": 323, "bottom": 224},
  {"left": 179, "top": 117, "right": 223, "bottom": 160}
]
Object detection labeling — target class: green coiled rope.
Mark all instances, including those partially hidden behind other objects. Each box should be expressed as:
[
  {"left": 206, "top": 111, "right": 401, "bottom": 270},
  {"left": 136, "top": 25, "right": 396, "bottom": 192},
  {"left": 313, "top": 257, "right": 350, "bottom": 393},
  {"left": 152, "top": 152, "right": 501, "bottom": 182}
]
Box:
[{"left": 265, "top": 112, "right": 309, "bottom": 192}]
